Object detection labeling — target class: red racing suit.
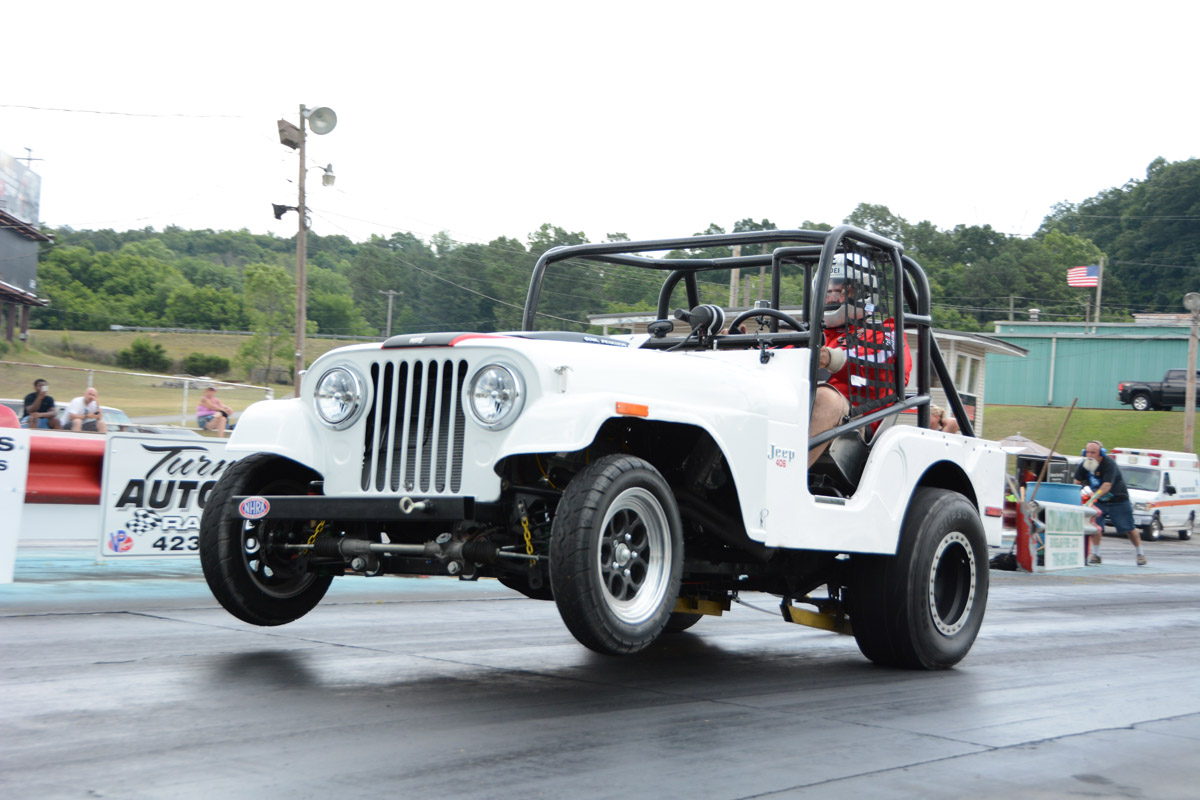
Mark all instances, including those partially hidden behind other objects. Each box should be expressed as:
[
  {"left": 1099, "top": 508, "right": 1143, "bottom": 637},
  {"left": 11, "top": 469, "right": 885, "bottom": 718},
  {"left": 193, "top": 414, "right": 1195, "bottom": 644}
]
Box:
[{"left": 823, "top": 318, "right": 912, "bottom": 414}]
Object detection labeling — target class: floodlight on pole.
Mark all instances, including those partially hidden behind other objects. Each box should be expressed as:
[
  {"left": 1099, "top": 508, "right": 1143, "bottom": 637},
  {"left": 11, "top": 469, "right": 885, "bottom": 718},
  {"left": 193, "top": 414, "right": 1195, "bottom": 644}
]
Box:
[{"left": 279, "top": 104, "right": 337, "bottom": 396}]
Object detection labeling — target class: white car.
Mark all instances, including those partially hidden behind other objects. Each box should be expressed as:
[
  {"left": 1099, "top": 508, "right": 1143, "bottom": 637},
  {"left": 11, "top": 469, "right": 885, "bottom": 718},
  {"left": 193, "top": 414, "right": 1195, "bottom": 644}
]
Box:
[{"left": 199, "top": 226, "right": 1006, "bottom": 669}]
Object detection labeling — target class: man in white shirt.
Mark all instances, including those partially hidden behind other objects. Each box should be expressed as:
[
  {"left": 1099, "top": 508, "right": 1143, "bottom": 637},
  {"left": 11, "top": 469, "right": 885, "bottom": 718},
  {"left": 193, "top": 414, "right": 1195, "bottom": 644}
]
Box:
[{"left": 61, "top": 387, "right": 109, "bottom": 433}]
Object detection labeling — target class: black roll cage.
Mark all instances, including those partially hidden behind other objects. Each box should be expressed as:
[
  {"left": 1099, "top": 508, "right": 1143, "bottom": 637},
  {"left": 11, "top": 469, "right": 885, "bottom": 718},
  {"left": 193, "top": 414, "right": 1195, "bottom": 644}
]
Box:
[{"left": 522, "top": 226, "right": 974, "bottom": 438}]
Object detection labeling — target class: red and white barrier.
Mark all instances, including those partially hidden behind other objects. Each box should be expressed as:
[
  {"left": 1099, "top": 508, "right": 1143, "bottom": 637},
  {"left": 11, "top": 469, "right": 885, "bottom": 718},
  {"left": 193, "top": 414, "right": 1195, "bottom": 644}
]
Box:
[
  {"left": 0, "top": 427, "right": 31, "bottom": 583},
  {"left": 2, "top": 430, "right": 234, "bottom": 580}
]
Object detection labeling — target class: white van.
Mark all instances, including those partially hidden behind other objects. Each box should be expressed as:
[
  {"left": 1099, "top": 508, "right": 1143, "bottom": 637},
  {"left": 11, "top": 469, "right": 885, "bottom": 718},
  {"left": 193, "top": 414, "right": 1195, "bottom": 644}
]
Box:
[{"left": 1109, "top": 448, "right": 1200, "bottom": 541}]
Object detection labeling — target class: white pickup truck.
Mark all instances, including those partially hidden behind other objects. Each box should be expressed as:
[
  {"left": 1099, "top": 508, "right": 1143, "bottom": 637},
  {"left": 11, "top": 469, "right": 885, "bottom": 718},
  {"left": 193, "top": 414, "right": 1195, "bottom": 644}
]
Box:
[{"left": 199, "top": 226, "right": 1005, "bottom": 669}]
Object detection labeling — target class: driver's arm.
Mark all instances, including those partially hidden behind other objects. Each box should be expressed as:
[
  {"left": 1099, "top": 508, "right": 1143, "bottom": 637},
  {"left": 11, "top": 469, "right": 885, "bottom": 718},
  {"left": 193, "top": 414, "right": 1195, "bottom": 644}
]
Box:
[{"left": 820, "top": 346, "right": 847, "bottom": 372}]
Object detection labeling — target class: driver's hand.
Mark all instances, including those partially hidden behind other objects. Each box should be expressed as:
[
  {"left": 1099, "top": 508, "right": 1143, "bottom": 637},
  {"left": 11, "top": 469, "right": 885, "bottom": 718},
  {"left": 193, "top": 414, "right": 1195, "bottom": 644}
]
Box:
[{"left": 819, "top": 347, "right": 830, "bottom": 369}]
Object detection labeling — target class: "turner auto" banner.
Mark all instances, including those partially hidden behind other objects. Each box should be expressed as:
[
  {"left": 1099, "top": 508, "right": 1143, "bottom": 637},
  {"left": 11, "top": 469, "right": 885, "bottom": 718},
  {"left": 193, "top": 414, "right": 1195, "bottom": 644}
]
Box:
[{"left": 99, "top": 434, "right": 241, "bottom": 557}]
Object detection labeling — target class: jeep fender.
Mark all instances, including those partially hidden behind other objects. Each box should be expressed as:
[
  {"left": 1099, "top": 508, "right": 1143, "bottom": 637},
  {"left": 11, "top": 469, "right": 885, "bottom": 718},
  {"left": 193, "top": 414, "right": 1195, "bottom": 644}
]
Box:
[{"left": 222, "top": 398, "right": 339, "bottom": 476}]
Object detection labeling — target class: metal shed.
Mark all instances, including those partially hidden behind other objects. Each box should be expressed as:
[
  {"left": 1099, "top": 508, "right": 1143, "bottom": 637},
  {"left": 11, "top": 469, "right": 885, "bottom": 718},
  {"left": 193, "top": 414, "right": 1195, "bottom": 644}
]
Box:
[{"left": 985, "top": 320, "right": 1193, "bottom": 409}]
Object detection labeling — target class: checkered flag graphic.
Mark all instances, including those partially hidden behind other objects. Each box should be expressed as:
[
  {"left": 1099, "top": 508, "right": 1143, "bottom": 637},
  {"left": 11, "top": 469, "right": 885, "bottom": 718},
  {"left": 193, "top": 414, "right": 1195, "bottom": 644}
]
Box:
[{"left": 125, "top": 509, "right": 164, "bottom": 534}]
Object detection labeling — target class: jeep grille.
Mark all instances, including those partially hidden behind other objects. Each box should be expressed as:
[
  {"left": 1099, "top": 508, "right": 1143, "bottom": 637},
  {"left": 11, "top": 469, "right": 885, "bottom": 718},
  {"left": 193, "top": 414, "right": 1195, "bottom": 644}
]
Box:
[{"left": 360, "top": 358, "right": 468, "bottom": 493}]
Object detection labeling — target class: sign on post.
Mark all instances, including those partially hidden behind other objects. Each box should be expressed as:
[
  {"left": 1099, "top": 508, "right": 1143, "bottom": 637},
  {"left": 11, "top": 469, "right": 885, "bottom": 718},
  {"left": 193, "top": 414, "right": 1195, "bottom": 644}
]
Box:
[
  {"left": 99, "top": 434, "right": 239, "bottom": 557},
  {"left": 1040, "top": 502, "right": 1087, "bottom": 572},
  {"left": 0, "top": 429, "right": 31, "bottom": 582}
]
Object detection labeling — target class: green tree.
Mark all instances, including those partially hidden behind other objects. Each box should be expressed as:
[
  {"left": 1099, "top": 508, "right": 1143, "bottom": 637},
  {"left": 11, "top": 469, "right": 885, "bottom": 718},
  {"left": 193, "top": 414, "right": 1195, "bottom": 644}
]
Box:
[
  {"left": 182, "top": 352, "right": 231, "bottom": 377},
  {"left": 164, "top": 286, "right": 249, "bottom": 330},
  {"left": 238, "top": 263, "right": 295, "bottom": 382},
  {"left": 116, "top": 337, "right": 172, "bottom": 372}
]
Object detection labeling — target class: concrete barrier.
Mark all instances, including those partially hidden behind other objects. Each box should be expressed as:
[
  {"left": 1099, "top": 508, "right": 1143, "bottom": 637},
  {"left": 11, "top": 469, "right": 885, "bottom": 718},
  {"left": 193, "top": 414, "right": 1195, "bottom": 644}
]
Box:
[{"left": 26, "top": 434, "right": 105, "bottom": 505}]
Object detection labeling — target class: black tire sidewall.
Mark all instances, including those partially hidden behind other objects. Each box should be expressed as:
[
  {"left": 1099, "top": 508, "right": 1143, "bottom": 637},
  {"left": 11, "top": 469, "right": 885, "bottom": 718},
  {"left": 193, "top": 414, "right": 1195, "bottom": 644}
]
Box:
[
  {"left": 899, "top": 490, "right": 989, "bottom": 669},
  {"left": 850, "top": 488, "right": 989, "bottom": 669},
  {"left": 549, "top": 455, "right": 683, "bottom": 654},
  {"left": 199, "top": 453, "right": 332, "bottom": 626}
]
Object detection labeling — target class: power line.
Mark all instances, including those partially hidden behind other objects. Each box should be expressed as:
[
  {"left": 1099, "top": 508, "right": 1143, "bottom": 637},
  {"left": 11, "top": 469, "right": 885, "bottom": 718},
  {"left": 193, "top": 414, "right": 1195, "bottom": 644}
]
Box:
[{"left": 0, "top": 103, "right": 243, "bottom": 119}]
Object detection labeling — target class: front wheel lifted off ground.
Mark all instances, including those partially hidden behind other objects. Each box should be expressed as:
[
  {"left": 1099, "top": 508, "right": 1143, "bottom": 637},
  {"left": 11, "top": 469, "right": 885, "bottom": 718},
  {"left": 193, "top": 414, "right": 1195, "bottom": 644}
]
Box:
[
  {"left": 549, "top": 455, "right": 683, "bottom": 655},
  {"left": 848, "top": 487, "right": 989, "bottom": 669},
  {"left": 199, "top": 452, "right": 333, "bottom": 626}
]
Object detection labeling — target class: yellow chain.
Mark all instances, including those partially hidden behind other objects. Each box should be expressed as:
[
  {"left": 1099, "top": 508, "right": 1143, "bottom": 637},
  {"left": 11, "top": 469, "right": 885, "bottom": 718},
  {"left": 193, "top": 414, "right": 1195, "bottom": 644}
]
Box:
[
  {"left": 304, "top": 520, "right": 326, "bottom": 552},
  {"left": 518, "top": 502, "right": 535, "bottom": 565}
]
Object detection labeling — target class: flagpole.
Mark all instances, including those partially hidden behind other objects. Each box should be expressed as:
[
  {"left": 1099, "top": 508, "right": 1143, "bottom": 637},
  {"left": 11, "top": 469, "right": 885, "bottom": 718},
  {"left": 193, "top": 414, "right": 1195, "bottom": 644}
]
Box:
[{"left": 1094, "top": 255, "right": 1105, "bottom": 333}]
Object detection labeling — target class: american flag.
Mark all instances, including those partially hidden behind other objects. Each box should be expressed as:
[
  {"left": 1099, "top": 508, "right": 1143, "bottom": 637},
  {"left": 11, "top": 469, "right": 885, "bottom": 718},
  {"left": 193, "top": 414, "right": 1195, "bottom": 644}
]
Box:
[{"left": 1067, "top": 264, "right": 1100, "bottom": 287}]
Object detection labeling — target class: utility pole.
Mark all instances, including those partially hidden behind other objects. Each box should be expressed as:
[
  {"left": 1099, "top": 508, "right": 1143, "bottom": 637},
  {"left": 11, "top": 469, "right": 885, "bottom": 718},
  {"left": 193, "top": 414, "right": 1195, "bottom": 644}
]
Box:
[
  {"left": 276, "top": 104, "right": 336, "bottom": 397},
  {"left": 379, "top": 289, "right": 403, "bottom": 338},
  {"left": 1184, "top": 293, "right": 1200, "bottom": 452},
  {"left": 294, "top": 104, "right": 308, "bottom": 397}
]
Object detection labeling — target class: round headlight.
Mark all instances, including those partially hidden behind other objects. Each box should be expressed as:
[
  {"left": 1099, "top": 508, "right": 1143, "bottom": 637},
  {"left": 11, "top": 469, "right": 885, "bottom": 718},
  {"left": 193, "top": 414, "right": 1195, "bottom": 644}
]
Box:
[
  {"left": 467, "top": 364, "right": 524, "bottom": 430},
  {"left": 314, "top": 367, "right": 364, "bottom": 428}
]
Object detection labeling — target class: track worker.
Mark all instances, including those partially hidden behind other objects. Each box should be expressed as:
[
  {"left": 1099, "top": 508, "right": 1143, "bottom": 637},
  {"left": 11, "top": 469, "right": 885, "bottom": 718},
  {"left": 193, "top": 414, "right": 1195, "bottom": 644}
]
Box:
[
  {"left": 1075, "top": 440, "right": 1145, "bottom": 566},
  {"left": 808, "top": 254, "right": 912, "bottom": 467}
]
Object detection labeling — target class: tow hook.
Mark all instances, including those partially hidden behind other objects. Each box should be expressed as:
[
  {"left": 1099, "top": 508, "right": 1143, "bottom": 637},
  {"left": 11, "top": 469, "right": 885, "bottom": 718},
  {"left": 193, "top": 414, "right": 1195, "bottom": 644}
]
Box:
[{"left": 400, "top": 497, "right": 432, "bottom": 514}]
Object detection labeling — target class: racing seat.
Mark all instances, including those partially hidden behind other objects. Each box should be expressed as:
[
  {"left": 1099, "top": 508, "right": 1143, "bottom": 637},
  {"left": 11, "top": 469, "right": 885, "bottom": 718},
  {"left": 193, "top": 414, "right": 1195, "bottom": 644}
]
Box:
[{"left": 808, "top": 407, "right": 903, "bottom": 496}]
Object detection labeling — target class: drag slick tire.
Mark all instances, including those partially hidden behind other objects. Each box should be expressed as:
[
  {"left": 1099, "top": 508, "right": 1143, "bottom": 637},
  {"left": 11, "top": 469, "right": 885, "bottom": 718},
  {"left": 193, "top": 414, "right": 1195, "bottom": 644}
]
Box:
[
  {"left": 549, "top": 455, "right": 683, "bottom": 655},
  {"left": 199, "top": 453, "right": 333, "bottom": 626},
  {"left": 848, "top": 488, "right": 988, "bottom": 670}
]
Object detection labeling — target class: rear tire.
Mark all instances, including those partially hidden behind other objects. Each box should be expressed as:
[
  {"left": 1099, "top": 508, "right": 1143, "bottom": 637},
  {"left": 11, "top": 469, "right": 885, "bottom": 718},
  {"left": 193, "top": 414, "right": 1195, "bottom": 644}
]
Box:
[
  {"left": 549, "top": 455, "right": 683, "bottom": 655},
  {"left": 848, "top": 488, "right": 988, "bottom": 669},
  {"left": 199, "top": 453, "right": 333, "bottom": 626},
  {"left": 1130, "top": 394, "right": 1152, "bottom": 411},
  {"left": 1181, "top": 513, "right": 1194, "bottom": 541}
]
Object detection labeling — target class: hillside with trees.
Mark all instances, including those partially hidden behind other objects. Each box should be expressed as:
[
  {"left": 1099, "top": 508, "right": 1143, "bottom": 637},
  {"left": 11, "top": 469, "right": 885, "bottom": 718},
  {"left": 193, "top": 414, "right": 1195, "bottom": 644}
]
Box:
[{"left": 30, "top": 157, "right": 1198, "bottom": 358}]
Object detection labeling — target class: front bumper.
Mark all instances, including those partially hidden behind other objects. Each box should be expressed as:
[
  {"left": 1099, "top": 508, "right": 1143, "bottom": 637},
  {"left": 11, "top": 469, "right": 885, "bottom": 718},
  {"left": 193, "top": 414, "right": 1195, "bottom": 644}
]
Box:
[{"left": 233, "top": 494, "right": 482, "bottom": 522}]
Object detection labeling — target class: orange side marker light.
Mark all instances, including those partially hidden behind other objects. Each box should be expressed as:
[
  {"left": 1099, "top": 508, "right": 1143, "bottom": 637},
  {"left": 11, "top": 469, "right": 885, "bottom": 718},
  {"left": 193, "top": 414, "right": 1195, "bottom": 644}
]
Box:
[{"left": 615, "top": 402, "right": 649, "bottom": 418}]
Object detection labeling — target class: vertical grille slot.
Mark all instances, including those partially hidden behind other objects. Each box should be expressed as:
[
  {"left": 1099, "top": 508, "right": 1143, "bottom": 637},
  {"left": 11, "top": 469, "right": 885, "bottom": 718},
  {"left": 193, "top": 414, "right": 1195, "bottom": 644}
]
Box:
[{"left": 361, "top": 356, "right": 469, "bottom": 495}]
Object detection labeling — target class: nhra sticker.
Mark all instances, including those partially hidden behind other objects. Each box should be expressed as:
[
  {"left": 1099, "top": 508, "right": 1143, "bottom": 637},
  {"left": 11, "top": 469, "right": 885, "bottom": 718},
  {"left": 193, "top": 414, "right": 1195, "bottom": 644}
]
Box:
[{"left": 238, "top": 496, "right": 271, "bottom": 519}]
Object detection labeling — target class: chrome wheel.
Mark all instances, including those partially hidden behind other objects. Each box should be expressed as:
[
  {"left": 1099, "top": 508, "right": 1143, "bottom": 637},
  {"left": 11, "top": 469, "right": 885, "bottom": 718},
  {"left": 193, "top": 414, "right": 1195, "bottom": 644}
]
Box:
[{"left": 596, "top": 488, "right": 673, "bottom": 626}]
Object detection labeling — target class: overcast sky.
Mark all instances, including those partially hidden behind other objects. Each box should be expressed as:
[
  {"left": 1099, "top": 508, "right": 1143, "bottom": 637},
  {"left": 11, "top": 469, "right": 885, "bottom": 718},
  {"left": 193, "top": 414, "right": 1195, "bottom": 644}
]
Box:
[{"left": 3, "top": 1, "right": 1196, "bottom": 250}]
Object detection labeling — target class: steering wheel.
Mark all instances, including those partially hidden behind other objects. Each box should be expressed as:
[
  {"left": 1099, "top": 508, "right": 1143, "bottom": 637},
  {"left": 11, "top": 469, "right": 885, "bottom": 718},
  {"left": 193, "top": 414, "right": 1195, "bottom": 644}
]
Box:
[{"left": 727, "top": 307, "right": 805, "bottom": 334}]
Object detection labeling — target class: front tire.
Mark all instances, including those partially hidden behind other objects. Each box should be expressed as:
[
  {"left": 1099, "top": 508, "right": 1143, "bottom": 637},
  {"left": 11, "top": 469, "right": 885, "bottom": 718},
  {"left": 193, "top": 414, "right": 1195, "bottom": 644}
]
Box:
[
  {"left": 1144, "top": 515, "right": 1163, "bottom": 542},
  {"left": 549, "top": 455, "right": 683, "bottom": 655},
  {"left": 199, "top": 453, "right": 333, "bottom": 626},
  {"left": 848, "top": 488, "right": 989, "bottom": 669}
]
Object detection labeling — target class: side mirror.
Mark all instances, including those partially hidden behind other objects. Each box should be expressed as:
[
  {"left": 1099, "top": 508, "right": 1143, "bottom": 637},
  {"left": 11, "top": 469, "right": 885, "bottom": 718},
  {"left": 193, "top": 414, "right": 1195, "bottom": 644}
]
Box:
[
  {"left": 1165, "top": 484, "right": 1177, "bottom": 495},
  {"left": 647, "top": 319, "right": 675, "bottom": 338}
]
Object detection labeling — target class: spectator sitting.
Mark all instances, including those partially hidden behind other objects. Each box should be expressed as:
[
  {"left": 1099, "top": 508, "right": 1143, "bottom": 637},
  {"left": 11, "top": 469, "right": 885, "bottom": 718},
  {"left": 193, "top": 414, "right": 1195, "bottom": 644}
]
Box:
[
  {"left": 197, "top": 386, "right": 234, "bottom": 436},
  {"left": 929, "top": 405, "right": 960, "bottom": 434},
  {"left": 61, "top": 387, "right": 108, "bottom": 434},
  {"left": 22, "top": 378, "right": 62, "bottom": 430}
]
